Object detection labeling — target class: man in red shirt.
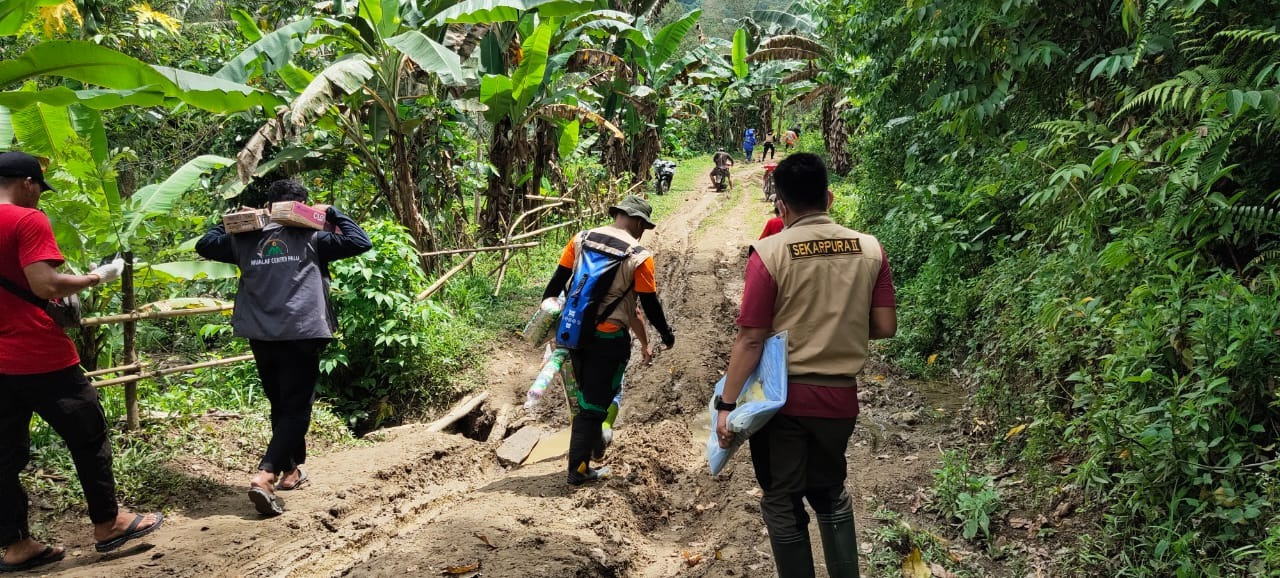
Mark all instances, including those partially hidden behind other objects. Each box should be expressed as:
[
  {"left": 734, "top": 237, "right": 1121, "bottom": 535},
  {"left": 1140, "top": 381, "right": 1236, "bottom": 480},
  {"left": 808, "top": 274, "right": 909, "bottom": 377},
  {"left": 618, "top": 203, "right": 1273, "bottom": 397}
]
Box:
[
  {"left": 716, "top": 153, "right": 896, "bottom": 578},
  {"left": 0, "top": 152, "right": 163, "bottom": 572}
]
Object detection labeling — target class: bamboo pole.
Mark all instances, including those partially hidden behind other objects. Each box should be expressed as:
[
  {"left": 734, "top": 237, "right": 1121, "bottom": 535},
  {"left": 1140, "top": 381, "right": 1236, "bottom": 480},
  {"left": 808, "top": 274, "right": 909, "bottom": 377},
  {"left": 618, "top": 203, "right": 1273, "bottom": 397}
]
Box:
[
  {"left": 84, "top": 363, "right": 142, "bottom": 378},
  {"left": 525, "top": 195, "right": 577, "bottom": 203},
  {"left": 92, "top": 354, "right": 255, "bottom": 389},
  {"left": 508, "top": 220, "right": 578, "bottom": 242},
  {"left": 494, "top": 204, "right": 566, "bottom": 297},
  {"left": 418, "top": 242, "right": 537, "bottom": 257},
  {"left": 415, "top": 253, "right": 479, "bottom": 302},
  {"left": 80, "top": 304, "right": 234, "bottom": 327},
  {"left": 426, "top": 391, "right": 491, "bottom": 433}
]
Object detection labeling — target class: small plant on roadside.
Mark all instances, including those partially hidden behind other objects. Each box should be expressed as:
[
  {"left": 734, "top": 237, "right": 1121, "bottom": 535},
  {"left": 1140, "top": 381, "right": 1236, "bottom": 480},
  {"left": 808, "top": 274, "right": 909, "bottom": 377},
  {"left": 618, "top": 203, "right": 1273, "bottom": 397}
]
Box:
[{"left": 933, "top": 450, "right": 1001, "bottom": 542}]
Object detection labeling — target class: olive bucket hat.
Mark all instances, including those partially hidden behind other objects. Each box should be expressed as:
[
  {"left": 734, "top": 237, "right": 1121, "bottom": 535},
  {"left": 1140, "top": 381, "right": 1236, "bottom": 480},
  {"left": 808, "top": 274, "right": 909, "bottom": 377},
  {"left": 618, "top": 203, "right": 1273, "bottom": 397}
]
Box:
[{"left": 609, "top": 194, "right": 656, "bottom": 230}]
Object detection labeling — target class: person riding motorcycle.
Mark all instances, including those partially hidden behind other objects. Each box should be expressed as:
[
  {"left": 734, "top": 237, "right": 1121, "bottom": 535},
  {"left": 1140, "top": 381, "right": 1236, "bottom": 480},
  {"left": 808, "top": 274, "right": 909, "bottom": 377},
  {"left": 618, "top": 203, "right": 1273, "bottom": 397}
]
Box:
[{"left": 711, "top": 148, "right": 734, "bottom": 191}]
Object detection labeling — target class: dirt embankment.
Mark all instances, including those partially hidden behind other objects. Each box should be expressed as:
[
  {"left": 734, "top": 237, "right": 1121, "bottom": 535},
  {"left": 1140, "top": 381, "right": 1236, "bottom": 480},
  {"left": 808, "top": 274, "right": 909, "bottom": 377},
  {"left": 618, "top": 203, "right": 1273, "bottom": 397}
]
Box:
[{"left": 46, "top": 164, "right": 1011, "bottom": 578}]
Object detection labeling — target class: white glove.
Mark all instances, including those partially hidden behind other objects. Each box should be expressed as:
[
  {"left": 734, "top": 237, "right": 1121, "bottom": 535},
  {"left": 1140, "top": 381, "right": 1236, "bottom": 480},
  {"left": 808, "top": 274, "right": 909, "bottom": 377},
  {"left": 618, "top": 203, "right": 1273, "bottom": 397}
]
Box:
[{"left": 90, "top": 258, "right": 125, "bottom": 284}]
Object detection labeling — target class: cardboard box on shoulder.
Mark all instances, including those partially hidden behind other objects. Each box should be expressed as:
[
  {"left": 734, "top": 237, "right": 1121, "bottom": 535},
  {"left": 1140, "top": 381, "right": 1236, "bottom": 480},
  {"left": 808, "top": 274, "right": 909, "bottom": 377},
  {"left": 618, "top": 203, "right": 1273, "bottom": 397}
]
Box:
[
  {"left": 270, "top": 201, "right": 327, "bottom": 230},
  {"left": 222, "top": 208, "right": 271, "bottom": 234}
]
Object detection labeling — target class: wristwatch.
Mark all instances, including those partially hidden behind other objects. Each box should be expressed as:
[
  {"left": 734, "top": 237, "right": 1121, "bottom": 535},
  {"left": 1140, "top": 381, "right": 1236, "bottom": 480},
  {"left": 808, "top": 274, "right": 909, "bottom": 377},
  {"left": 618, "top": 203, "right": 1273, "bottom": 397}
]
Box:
[{"left": 714, "top": 395, "right": 737, "bottom": 412}]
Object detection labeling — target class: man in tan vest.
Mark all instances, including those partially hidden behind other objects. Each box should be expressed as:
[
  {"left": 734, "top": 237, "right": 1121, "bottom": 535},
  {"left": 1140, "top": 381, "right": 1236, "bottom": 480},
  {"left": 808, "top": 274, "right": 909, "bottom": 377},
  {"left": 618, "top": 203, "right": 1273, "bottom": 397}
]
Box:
[
  {"left": 715, "top": 153, "right": 896, "bottom": 578},
  {"left": 542, "top": 195, "right": 676, "bottom": 485}
]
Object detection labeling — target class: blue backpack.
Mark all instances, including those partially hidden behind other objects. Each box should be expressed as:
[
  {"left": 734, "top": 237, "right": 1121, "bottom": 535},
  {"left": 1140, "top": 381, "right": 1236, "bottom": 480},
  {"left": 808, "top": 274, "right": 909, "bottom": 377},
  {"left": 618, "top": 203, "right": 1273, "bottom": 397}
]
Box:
[{"left": 556, "top": 231, "right": 643, "bottom": 349}]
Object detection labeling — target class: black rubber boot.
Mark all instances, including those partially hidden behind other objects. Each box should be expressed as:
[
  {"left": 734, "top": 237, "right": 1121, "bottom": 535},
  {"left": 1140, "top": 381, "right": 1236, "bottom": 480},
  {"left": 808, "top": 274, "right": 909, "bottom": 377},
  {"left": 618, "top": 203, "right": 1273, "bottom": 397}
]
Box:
[
  {"left": 769, "top": 533, "right": 816, "bottom": 578},
  {"left": 817, "top": 507, "right": 860, "bottom": 578}
]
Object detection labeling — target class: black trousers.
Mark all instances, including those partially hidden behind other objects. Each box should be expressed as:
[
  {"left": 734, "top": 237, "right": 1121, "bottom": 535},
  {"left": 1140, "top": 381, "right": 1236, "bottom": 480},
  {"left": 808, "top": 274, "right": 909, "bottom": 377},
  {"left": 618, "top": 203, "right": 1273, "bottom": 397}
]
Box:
[
  {"left": 248, "top": 339, "right": 328, "bottom": 475},
  {"left": 1, "top": 366, "right": 119, "bottom": 546},
  {"left": 749, "top": 413, "right": 858, "bottom": 541},
  {"left": 762, "top": 143, "right": 776, "bottom": 159},
  {"left": 567, "top": 332, "right": 630, "bottom": 474}
]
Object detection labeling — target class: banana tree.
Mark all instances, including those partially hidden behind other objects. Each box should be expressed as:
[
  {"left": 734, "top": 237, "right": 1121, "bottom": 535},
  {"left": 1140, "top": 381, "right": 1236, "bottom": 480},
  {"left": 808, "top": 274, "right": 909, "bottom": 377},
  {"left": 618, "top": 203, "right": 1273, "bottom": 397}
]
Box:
[
  {"left": 474, "top": 11, "right": 627, "bottom": 241},
  {"left": 575, "top": 8, "right": 702, "bottom": 178}
]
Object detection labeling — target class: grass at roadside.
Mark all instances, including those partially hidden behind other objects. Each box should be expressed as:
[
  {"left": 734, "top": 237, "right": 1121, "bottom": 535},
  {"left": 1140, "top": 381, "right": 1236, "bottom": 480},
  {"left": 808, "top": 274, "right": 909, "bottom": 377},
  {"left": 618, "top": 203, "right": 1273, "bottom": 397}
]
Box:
[{"left": 649, "top": 154, "right": 711, "bottom": 221}]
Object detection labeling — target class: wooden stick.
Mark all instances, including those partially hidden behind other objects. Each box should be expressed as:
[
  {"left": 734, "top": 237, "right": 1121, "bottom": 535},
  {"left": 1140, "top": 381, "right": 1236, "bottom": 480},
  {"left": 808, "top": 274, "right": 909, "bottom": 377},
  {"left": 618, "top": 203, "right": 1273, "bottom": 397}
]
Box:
[
  {"left": 84, "top": 363, "right": 142, "bottom": 378},
  {"left": 426, "top": 391, "right": 491, "bottom": 433},
  {"left": 92, "top": 354, "right": 255, "bottom": 388},
  {"left": 419, "top": 243, "right": 537, "bottom": 257},
  {"left": 415, "top": 253, "right": 478, "bottom": 301},
  {"left": 486, "top": 403, "right": 514, "bottom": 444},
  {"left": 525, "top": 194, "right": 576, "bottom": 203},
  {"left": 508, "top": 220, "right": 577, "bottom": 242},
  {"left": 81, "top": 304, "right": 234, "bottom": 327}
]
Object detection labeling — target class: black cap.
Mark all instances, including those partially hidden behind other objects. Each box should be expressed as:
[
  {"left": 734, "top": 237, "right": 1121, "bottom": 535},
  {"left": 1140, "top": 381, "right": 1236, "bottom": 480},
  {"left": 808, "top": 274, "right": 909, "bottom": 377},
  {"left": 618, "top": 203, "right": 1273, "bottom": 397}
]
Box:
[{"left": 0, "top": 152, "right": 54, "bottom": 192}]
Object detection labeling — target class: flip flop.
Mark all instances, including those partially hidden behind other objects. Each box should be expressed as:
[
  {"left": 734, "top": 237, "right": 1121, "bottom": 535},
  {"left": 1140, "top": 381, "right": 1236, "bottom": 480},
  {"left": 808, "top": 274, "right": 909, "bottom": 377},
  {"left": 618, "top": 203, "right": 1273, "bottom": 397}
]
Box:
[
  {"left": 0, "top": 546, "right": 65, "bottom": 573},
  {"left": 275, "top": 468, "right": 309, "bottom": 491},
  {"left": 248, "top": 487, "right": 285, "bottom": 517},
  {"left": 94, "top": 513, "right": 165, "bottom": 553}
]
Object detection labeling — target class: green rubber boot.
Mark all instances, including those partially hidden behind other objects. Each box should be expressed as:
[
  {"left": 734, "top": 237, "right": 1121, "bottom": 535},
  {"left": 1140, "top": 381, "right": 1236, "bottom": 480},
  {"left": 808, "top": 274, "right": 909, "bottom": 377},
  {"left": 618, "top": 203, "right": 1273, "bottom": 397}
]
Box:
[
  {"left": 817, "top": 508, "right": 860, "bottom": 578},
  {"left": 769, "top": 533, "right": 816, "bottom": 578}
]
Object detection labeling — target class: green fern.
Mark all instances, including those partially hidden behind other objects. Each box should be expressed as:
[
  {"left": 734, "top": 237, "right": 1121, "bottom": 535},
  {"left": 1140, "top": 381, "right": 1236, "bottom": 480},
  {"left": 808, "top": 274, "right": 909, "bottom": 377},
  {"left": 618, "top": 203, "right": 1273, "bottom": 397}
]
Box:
[{"left": 1226, "top": 204, "right": 1280, "bottom": 233}]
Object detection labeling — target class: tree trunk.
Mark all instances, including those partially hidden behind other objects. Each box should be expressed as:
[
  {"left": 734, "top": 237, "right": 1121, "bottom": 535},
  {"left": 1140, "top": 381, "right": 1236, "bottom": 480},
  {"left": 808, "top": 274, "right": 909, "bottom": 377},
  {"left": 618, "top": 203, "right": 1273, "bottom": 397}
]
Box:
[
  {"left": 760, "top": 91, "right": 773, "bottom": 141},
  {"left": 629, "top": 125, "right": 659, "bottom": 181},
  {"left": 482, "top": 117, "right": 531, "bottom": 242},
  {"left": 822, "top": 93, "right": 851, "bottom": 175},
  {"left": 389, "top": 132, "right": 435, "bottom": 272}
]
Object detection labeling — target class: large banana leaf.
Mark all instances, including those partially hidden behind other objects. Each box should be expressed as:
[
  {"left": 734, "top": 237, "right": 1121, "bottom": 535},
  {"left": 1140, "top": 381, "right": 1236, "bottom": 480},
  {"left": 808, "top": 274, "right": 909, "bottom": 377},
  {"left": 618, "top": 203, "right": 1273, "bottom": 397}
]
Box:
[
  {"left": 122, "top": 155, "right": 235, "bottom": 245},
  {"left": 0, "top": 86, "right": 167, "bottom": 110},
  {"left": 360, "top": 0, "right": 400, "bottom": 39},
  {"left": 431, "top": 0, "right": 592, "bottom": 25},
  {"left": 479, "top": 74, "right": 515, "bottom": 123},
  {"left": 732, "top": 28, "right": 749, "bottom": 79},
  {"left": 147, "top": 261, "right": 240, "bottom": 281},
  {"left": 512, "top": 20, "right": 554, "bottom": 112},
  {"left": 0, "top": 106, "right": 13, "bottom": 150},
  {"left": 385, "top": 31, "right": 465, "bottom": 86},
  {"left": 650, "top": 9, "right": 701, "bottom": 72},
  {"left": 558, "top": 119, "right": 579, "bottom": 158},
  {"left": 0, "top": 41, "right": 283, "bottom": 113},
  {"left": 230, "top": 8, "right": 263, "bottom": 41},
  {"left": 0, "top": 0, "right": 60, "bottom": 36},
  {"left": 216, "top": 17, "right": 316, "bottom": 83},
  {"left": 10, "top": 101, "right": 76, "bottom": 160},
  {"left": 289, "top": 56, "right": 377, "bottom": 126}
]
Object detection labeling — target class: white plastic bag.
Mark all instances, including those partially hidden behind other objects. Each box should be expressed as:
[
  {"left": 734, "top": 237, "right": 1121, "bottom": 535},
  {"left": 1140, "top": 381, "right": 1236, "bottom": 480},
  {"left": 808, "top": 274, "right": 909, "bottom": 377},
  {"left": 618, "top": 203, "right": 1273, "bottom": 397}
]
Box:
[{"left": 706, "top": 331, "right": 788, "bottom": 475}]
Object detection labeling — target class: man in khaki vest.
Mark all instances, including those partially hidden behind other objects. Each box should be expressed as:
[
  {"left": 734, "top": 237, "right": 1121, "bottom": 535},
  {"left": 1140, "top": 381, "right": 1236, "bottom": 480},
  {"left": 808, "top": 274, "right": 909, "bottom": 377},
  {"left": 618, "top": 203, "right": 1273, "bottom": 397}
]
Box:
[
  {"left": 715, "top": 153, "right": 897, "bottom": 578},
  {"left": 542, "top": 195, "right": 676, "bottom": 485}
]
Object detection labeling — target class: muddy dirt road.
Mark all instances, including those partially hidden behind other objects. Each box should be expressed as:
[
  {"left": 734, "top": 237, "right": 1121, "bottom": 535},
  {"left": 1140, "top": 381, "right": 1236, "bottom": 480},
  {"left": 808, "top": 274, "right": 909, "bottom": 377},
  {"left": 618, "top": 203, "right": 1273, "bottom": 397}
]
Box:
[{"left": 47, "top": 165, "right": 996, "bottom": 577}]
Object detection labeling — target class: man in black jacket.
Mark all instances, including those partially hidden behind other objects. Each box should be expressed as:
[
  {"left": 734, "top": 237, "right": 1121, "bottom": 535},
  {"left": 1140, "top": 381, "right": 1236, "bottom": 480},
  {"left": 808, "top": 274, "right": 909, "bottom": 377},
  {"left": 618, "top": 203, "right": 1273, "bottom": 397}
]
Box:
[{"left": 196, "top": 179, "right": 371, "bottom": 516}]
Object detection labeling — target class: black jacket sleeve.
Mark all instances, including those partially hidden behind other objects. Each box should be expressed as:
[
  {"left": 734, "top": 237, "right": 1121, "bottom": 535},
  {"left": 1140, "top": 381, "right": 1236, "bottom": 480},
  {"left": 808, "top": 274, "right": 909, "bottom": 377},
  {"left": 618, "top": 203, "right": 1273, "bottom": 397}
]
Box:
[
  {"left": 542, "top": 265, "right": 573, "bottom": 300},
  {"left": 316, "top": 207, "right": 373, "bottom": 262},
  {"left": 639, "top": 292, "right": 675, "bottom": 347},
  {"left": 195, "top": 223, "right": 236, "bottom": 264}
]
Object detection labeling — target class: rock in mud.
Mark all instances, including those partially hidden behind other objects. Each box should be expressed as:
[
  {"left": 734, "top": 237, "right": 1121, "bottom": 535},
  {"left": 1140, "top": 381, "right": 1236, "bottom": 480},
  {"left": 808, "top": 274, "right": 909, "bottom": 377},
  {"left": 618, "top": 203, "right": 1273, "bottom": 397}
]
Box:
[{"left": 496, "top": 425, "right": 546, "bottom": 466}]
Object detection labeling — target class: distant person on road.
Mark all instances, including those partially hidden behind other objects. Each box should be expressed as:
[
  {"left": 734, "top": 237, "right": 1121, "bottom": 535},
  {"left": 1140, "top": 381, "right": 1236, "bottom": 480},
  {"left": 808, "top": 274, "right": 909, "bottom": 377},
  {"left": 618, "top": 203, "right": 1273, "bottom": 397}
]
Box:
[
  {"left": 743, "top": 128, "right": 758, "bottom": 163},
  {"left": 712, "top": 148, "right": 735, "bottom": 190},
  {"left": 715, "top": 153, "right": 896, "bottom": 578},
  {"left": 542, "top": 195, "right": 675, "bottom": 486},
  {"left": 761, "top": 132, "right": 776, "bottom": 160},
  {"left": 196, "top": 179, "right": 372, "bottom": 516},
  {"left": 782, "top": 129, "right": 798, "bottom": 151},
  {"left": 0, "top": 152, "right": 164, "bottom": 572}
]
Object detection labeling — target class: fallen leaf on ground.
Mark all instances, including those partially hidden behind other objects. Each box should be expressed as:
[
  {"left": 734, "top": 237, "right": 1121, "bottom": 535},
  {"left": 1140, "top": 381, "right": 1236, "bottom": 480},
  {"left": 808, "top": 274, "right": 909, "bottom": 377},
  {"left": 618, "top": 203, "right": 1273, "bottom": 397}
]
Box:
[
  {"left": 930, "top": 562, "right": 958, "bottom": 578},
  {"left": 902, "top": 547, "right": 930, "bottom": 578},
  {"left": 476, "top": 533, "right": 497, "bottom": 549},
  {"left": 694, "top": 502, "right": 718, "bottom": 514},
  {"left": 1004, "top": 423, "right": 1028, "bottom": 440},
  {"left": 927, "top": 354, "right": 938, "bottom": 365},
  {"left": 1008, "top": 517, "right": 1033, "bottom": 529},
  {"left": 442, "top": 561, "right": 480, "bottom": 574},
  {"left": 714, "top": 549, "right": 724, "bottom": 561},
  {"left": 682, "top": 551, "right": 702, "bottom": 566}
]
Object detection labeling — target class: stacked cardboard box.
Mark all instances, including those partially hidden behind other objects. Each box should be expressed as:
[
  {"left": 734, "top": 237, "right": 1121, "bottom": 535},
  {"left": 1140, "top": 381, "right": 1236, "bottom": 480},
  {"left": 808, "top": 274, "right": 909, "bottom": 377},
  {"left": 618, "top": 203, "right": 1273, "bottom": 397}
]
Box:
[
  {"left": 270, "top": 201, "right": 327, "bottom": 230},
  {"left": 222, "top": 208, "right": 271, "bottom": 234}
]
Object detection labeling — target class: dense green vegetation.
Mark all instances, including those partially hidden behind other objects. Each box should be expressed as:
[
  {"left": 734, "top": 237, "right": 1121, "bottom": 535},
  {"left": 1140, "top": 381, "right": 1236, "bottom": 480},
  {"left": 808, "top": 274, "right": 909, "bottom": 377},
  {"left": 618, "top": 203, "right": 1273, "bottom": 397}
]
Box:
[{"left": 826, "top": 0, "right": 1280, "bottom": 574}]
